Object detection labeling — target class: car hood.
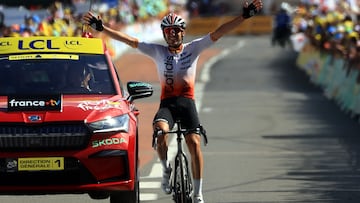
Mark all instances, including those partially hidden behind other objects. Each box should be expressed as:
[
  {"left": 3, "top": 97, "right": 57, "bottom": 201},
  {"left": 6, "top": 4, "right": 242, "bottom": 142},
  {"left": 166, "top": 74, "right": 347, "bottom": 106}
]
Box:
[{"left": 0, "top": 95, "right": 131, "bottom": 124}]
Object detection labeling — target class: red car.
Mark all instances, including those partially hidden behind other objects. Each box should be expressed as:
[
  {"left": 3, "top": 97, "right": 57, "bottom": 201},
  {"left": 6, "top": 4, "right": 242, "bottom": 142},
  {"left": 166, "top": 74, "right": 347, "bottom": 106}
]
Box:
[{"left": 0, "top": 36, "right": 153, "bottom": 203}]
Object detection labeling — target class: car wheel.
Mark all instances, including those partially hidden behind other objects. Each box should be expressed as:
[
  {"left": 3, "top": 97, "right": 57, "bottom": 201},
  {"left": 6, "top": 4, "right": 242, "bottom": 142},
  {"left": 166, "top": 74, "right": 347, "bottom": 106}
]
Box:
[
  {"left": 110, "top": 128, "right": 140, "bottom": 203},
  {"left": 110, "top": 180, "right": 139, "bottom": 203},
  {"left": 88, "top": 191, "right": 109, "bottom": 199}
]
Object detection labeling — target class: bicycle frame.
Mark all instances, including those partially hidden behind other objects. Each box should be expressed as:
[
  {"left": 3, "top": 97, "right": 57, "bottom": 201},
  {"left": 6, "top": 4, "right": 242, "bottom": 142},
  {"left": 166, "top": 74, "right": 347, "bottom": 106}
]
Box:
[
  {"left": 172, "top": 121, "right": 193, "bottom": 203},
  {"left": 152, "top": 120, "right": 208, "bottom": 203}
]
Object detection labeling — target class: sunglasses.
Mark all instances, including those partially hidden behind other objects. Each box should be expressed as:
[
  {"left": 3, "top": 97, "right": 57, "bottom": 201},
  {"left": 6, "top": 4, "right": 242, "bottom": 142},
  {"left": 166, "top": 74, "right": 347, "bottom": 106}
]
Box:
[{"left": 163, "top": 27, "right": 184, "bottom": 35}]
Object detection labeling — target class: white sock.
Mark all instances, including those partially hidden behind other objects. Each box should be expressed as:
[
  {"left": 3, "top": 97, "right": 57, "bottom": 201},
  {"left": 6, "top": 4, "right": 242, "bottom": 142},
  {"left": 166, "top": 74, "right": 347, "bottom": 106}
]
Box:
[
  {"left": 193, "top": 179, "right": 203, "bottom": 196},
  {"left": 161, "top": 159, "right": 170, "bottom": 171}
]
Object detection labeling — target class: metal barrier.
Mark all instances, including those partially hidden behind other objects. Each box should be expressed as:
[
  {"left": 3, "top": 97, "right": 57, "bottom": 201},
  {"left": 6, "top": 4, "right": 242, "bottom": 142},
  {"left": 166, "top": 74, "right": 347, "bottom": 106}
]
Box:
[{"left": 186, "top": 15, "right": 273, "bottom": 35}]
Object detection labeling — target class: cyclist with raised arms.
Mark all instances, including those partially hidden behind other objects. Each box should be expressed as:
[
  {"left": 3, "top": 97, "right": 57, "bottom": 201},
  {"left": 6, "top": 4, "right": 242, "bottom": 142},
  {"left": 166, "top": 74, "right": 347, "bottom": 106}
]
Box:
[{"left": 83, "top": 1, "right": 263, "bottom": 202}]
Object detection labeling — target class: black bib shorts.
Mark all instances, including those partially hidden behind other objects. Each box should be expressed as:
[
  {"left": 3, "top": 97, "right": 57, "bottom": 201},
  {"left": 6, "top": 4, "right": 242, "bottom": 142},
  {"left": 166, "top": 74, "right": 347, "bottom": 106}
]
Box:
[{"left": 153, "top": 96, "right": 200, "bottom": 131}]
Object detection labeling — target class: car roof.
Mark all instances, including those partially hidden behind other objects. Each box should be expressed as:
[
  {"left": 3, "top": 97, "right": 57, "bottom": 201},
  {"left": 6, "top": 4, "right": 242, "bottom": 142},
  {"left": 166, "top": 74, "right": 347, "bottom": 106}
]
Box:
[{"left": 0, "top": 37, "right": 105, "bottom": 55}]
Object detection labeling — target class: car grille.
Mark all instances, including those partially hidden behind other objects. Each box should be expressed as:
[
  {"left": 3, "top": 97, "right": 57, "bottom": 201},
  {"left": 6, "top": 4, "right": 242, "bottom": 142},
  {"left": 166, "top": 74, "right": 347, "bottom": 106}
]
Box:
[{"left": 0, "top": 123, "right": 91, "bottom": 150}]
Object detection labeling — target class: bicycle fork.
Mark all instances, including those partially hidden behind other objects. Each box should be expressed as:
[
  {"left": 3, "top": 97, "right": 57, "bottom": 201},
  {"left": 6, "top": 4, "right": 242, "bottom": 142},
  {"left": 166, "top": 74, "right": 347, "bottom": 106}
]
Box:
[{"left": 172, "top": 134, "right": 193, "bottom": 203}]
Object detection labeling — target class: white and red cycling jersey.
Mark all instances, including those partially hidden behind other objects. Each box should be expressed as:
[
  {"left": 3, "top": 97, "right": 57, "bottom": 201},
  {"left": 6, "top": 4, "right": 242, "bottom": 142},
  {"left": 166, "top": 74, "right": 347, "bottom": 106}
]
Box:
[{"left": 137, "top": 34, "right": 214, "bottom": 100}]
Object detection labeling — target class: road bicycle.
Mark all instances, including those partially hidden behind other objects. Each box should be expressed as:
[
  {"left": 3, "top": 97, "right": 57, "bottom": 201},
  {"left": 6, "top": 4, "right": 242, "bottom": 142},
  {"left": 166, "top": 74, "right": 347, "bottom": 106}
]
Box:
[{"left": 152, "top": 119, "right": 208, "bottom": 203}]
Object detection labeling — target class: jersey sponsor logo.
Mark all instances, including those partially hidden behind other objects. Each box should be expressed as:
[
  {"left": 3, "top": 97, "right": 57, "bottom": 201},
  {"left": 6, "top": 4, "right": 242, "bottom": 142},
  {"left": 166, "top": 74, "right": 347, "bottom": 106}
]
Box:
[
  {"left": 164, "top": 56, "right": 175, "bottom": 93},
  {"left": 180, "top": 52, "right": 192, "bottom": 69}
]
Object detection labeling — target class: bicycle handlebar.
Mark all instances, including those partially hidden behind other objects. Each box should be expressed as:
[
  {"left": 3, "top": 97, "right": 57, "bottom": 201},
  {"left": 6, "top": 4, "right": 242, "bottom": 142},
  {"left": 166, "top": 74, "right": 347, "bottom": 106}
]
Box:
[{"left": 152, "top": 124, "right": 208, "bottom": 150}]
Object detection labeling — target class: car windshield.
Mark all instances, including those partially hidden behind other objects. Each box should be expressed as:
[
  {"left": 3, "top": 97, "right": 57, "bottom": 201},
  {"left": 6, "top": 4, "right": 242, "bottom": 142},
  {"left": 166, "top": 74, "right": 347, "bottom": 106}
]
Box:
[{"left": 0, "top": 54, "right": 116, "bottom": 95}]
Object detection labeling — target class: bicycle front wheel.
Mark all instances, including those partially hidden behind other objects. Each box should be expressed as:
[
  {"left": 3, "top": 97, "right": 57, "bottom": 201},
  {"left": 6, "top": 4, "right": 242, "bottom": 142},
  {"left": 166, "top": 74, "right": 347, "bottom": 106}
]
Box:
[{"left": 173, "top": 154, "right": 193, "bottom": 203}]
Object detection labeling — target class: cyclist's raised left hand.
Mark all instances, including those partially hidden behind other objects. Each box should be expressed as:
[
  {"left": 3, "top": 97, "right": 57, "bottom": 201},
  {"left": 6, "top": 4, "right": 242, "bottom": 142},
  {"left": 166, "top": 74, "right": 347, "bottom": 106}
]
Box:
[{"left": 242, "top": 0, "right": 263, "bottom": 19}]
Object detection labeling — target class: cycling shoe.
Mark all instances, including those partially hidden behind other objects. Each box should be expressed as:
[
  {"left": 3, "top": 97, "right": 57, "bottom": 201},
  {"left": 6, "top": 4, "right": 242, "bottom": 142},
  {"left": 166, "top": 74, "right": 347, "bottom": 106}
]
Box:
[
  {"left": 194, "top": 194, "right": 204, "bottom": 203},
  {"left": 161, "top": 165, "right": 172, "bottom": 194}
]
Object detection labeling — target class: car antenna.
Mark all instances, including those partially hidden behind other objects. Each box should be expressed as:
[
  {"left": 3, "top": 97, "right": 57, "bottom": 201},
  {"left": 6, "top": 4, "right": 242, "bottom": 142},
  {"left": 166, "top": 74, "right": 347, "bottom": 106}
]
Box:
[{"left": 82, "top": 0, "right": 94, "bottom": 38}]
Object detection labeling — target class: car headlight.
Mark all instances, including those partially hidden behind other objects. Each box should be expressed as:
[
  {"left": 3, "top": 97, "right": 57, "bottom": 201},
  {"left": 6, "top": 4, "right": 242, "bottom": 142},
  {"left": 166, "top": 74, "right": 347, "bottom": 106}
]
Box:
[{"left": 88, "top": 114, "right": 130, "bottom": 133}]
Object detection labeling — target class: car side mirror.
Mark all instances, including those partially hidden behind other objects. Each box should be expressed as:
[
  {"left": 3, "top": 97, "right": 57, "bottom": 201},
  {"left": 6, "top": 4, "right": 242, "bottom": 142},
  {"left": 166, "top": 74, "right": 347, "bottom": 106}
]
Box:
[{"left": 127, "top": 81, "right": 153, "bottom": 102}]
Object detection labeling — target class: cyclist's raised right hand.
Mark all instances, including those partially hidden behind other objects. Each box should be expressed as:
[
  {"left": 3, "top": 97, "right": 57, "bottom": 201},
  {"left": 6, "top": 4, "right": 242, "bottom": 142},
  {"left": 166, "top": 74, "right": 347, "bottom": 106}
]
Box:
[{"left": 82, "top": 12, "right": 104, "bottom": 31}]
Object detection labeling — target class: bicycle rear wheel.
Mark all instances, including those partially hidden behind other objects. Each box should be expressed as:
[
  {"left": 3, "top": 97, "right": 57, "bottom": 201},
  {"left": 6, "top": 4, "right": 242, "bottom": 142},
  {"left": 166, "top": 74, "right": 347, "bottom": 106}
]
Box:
[{"left": 173, "top": 154, "right": 193, "bottom": 203}]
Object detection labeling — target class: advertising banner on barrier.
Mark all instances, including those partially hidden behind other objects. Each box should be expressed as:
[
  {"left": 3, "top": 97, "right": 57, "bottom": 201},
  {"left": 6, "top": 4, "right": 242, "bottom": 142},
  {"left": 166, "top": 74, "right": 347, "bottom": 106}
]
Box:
[{"left": 290, "top": 33, "right": 307, "bottom": 52}]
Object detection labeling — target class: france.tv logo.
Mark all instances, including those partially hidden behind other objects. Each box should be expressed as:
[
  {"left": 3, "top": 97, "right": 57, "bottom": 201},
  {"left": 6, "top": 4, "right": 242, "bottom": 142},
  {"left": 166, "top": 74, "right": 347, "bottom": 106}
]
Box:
[{"left": 7, "top": 95, "right": 62, "bottom": 112}]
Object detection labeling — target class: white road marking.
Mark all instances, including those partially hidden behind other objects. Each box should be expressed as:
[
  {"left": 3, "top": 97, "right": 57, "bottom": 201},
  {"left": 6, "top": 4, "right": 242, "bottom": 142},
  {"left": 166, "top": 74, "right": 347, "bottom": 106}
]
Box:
[
  {"left": 140, "top": 182, "right": 161, "bottom": 188},
  {"left": 140, "top": 193, "right": 158, "bottom": 201}
]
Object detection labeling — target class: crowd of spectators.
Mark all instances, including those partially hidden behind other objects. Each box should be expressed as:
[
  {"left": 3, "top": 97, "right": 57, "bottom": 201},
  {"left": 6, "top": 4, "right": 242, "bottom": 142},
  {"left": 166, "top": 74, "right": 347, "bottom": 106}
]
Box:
[
  {"left": 289, "top": 0, "right": 360, "bottom": 118},
  {"left": 3, "top": 0, "right": 360, "bottom": 68},
  {"left": 291, "top": 0, "right": 360, "bottom": 71},
  {"left": 0, "top": 0, "right": 179, "bottom": 38}
]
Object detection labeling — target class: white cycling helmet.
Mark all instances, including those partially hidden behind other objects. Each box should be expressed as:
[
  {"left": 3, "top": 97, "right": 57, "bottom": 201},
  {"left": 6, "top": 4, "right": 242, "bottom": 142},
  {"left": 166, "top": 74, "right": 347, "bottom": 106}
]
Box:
[{"left": 161, "top": 13, "right": 186, "bottom": 30}]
